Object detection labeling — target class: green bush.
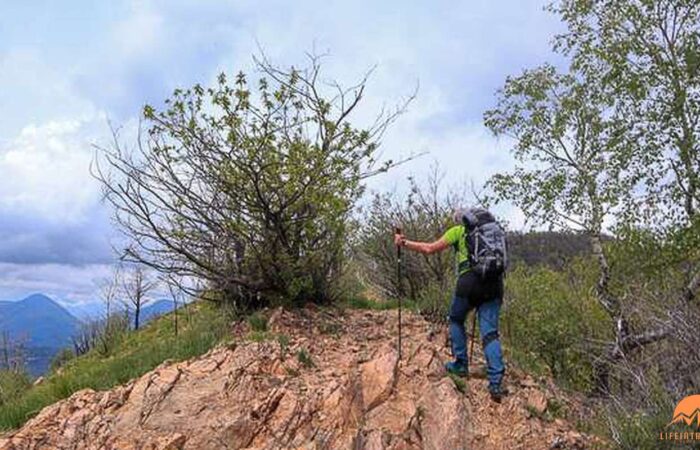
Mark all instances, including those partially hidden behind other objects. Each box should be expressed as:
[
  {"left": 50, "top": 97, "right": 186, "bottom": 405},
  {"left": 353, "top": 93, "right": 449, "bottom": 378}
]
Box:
[
  {"left": 501, "top": 261, "right": 610, "bottom": 391},
  {"left": 297, "top": 349, "right": 315, "bottom": 368},
  {"left": 247, "top": 313, "right": 268, "bottom": 332},
  {"left": 48, "top": 348, "right": 75, "bottom": 374},
  {"left": 0, "top": 302, "right": 230, "bottom": 431},
  {"left": 0, "top": 370, "right": 31, "bottom": 407},
  {"left": 355, "top": 169, "right": 457, "bottom": 306},
  {"left": 97, "top": 55, "right": 408, "bottom": 309}
]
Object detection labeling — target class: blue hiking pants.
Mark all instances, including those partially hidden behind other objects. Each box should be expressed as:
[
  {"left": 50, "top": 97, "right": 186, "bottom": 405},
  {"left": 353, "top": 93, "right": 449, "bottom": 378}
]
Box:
[{"left": 449, "top": 294, "right": 505, "bottom": 388}]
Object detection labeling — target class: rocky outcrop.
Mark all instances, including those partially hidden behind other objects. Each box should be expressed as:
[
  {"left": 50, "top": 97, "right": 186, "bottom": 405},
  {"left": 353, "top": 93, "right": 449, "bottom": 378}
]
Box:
[{"left": 0, "top": 308, "right": 593, "bottom": 450}]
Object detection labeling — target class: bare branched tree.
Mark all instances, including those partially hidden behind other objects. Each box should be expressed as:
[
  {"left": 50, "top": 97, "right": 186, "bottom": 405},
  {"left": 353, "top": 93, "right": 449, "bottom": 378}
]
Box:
[
  {"left": 0, "top": 331, "right": 26, "bottom": 372},
  {"left": 122, "top": 266, "right": 158, "bottom": 330},
  {"left": 98, "top": 265, "right": 122, "bottom": 319},
  {"left": 357, "top": 163, "right": 472, "bottom": 319}
]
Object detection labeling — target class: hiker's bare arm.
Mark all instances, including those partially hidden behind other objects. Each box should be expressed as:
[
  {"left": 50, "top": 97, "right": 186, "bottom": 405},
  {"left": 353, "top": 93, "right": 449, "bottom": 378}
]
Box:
[{"left": 394, "top": 234, "right": 450, "bottom": 255}]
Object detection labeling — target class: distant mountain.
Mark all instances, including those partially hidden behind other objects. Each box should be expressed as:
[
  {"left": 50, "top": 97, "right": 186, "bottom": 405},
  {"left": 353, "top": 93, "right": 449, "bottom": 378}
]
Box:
[
  {"left": 139, "top": 299, "right": 176, "bottom": 324},
  {"left": 0, "top": 294, "right": 79, "bottom": 376},
  {"left": 65, "top": 302, "right": 107, "bottom": 321},
  {"left": 507, "top": 231, "right": 593, "bottom": 269},
  {"left": 0, "top": 300, "right": 13, "bottom": 314},
  {"left": 0, "top": 294, "right": 178, "bottom": 377},
  {"left": 66, "top": 299, "right": 177, "bottom": 323},
  {"left": 0, "top": 294, "right": 79, "bottom": 348}
]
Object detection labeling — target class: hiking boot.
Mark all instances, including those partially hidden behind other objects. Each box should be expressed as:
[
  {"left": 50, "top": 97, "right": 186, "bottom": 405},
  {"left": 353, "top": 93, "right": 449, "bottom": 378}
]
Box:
[
  {"left": 488, "top": 384, "right": 507, "bottom": 403},
  {"left": 444, "top": 361, "right": 468, "bottom": 377}
]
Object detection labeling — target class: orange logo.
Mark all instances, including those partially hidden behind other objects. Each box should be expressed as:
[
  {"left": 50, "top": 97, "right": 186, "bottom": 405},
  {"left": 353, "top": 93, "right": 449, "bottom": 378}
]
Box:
[
  {"left": 670, "top": 395, "right": 700, "bottom": 427},
  {"left": 660, "top": 395, "right": 700, "bottom": 443}
]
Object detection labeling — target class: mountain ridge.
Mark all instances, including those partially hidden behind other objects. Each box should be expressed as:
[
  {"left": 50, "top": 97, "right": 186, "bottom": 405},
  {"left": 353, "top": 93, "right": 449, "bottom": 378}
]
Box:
[
  {"left": 0, "top": 307, "right": 594, "bottom": 449},
  {"left": 0, "top": 294, "right": 78, "bottom": 349},
  {"left": 0, "top": 294, "right": 79, "bottom": 376}
]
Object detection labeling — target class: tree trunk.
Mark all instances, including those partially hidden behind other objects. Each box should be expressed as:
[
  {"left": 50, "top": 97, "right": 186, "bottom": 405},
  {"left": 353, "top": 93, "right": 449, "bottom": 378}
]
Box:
[{"left": 135, "top": 304, "right": 140, "bottom": 331}]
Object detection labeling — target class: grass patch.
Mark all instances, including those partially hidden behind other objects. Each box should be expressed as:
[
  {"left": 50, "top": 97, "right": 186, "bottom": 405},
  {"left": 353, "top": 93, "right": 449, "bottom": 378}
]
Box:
[
  {"left": 276, "top": 334, "right": 290, "bottom": 354},
  {"left": 0, "top": 301, "right": 231, "bottom": 432},
  {"left": 546, "top": 397, "right": 567, "bottom": 421},
  {"left": 0, "top": 370, "right": 31, "bottom": 407},
  {"left": 248, "top": 331, "right": 271, "bottom": 342},
  {"left": 447, "top": 372, "right": 467, "bottom": 394},
  {"left": 247, "top": 313, "right": 268, "bottom": 332},
  {"left": 296, "top": 349, "right": 315, "bottom": 368}
]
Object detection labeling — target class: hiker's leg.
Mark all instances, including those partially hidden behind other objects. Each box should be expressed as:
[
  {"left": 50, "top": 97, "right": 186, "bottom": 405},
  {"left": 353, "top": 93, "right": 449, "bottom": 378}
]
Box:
[
  {"left": 478, "top": 298, "right": 505, "bottom": 388},
  {"left": 448, "top": 295, "right": 471, "bottom": 366}
]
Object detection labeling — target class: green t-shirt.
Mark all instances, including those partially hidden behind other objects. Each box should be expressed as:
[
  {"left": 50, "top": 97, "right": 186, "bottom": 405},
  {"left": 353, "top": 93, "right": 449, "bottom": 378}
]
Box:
[{"left": 442, "top": 225, "right": 470, "bottom": 275}]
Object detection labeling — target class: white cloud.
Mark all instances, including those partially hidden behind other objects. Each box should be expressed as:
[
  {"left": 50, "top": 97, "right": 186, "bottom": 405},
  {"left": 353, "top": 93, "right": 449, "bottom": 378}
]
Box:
[
  {"left": 0, "top": 49, "right": 96, "bottom": 138},
  {"left": 0, "top": 262, "right": 112, "bottom": 305},
  {"left": 0, "top": 0, "right": 564, "bottom": 301},
  {"left": 0, "top": 115, "right": 107, "bottom": 224}
]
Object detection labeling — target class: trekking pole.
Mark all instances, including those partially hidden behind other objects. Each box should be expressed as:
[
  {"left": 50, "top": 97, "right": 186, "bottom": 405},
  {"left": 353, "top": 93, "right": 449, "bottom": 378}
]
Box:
[
  {"left": 395, "top": 226, "right": 403, "bottom": 361},
  {"left": 469, "top": 311, "right": 477, "bottom": 366}
]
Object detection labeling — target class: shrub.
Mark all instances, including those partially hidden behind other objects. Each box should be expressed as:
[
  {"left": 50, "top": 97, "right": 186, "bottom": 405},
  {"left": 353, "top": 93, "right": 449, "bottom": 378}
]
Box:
[
  {"left": 297, "top": 349, "right": 314, "bottom": 368},
  {"left": 501, "top": 261, "right": 610, "bottom": 391},
  {"left": 355, "top": 166, "right": 465, "bottom": 320},
  {"left": 0, "top": 370, "right": 31, "bottom": 407},
  {"left": 95, "top": 53, "right": 411, "bottom": 309},
  {"left": 247, "top": 313, "right": 268, "bottom": 333},
  {"left": 48, "top": 348, "right": 75, "bottom": 374}
]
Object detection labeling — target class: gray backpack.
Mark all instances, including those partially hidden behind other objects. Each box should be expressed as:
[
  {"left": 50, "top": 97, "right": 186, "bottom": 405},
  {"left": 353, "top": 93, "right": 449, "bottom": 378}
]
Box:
[{"left": 460, "top": 208, "right": 508, "bottom": 279}]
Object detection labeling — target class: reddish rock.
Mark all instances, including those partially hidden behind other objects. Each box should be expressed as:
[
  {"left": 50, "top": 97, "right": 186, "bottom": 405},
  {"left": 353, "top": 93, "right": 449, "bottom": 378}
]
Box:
[{"left": 0, "top": 308, "right": 596, "bottom": 450}]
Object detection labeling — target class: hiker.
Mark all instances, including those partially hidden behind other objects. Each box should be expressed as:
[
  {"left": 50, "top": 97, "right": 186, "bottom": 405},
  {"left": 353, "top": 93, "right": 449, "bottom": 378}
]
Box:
[{"left": 393, "top": 208, "right": 507, "bottom": 402}]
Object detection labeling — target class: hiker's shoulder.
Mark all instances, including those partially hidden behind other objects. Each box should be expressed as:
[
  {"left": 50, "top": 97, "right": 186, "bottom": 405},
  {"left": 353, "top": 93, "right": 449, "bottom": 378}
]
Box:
[{"left": 442, "top": 224, "right": 464, "bottom": 242}]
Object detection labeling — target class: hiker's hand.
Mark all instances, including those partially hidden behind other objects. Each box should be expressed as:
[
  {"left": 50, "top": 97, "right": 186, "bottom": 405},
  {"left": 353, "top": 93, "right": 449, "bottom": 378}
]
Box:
[{"left": 394, "top": 233, "right": 405, "bottom": 246}]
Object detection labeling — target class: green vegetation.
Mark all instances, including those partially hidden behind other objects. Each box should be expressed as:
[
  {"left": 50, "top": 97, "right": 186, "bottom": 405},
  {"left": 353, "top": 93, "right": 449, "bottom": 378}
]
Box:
[
  {"left": 247, "top": 313, "right": 268, "bottom": 332},
  {"left": 0, "top": 370, "right": 31, "bottom": 408},
  {"left": 447, "top": 372, "right": 467, "bottom": 394},
  {"left": 501, "top": 262, "right": 610, "bottom": 391},
  {"left": 482, "top": 0, "right": 700, "bottom": 444},
  {"left": 296, "top": 349, "right": 315, "bottom": 368},
  {"left": 276, "top": 334, "right": 290, "bottom": 354},
  {"left": 0, "top": 302, "right": 230, "bottom": 431},
  {"left": 96, "top": 53, "right": 411, "bottom": 309},
  {"left": 341, "top": 296, "right": 418, "bottom": 312},
  {"left": 48, "top": 348, "right": 75, "bottom": 373}
]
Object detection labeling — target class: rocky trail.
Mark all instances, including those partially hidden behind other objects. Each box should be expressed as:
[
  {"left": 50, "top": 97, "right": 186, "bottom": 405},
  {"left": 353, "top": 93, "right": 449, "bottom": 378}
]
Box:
[{"left": 0, "top": 306, "right": 597, "bottom": 449}]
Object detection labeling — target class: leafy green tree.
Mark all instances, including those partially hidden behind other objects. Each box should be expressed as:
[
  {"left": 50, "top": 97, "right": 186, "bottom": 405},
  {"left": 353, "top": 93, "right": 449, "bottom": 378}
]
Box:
[
  {"left": 551, "top": 0, "right": 700, "bottom": 307},
  {"left": 552, "top": 0, "right": 700, "bottom": 226},
  {"left": 95, "top": 53, "right": 412, "bottom": 308},
  {"left": 488, "top": 2, "right": 700, "bottom": 442},
  {"left": 484, "top": 63, "right": 670, "bottom": 393}
]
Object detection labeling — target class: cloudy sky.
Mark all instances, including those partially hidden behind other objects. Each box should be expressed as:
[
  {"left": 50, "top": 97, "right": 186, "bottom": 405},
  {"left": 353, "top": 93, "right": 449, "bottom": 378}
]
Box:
[{"left": 0, "top": 0, "right": 565, "bottom": 309}]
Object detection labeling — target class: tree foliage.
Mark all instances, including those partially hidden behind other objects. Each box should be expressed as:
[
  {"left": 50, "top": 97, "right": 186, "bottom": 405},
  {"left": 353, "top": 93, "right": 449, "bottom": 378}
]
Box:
[
  {"left": 485, "top": 0, "right": 700, "bottom": 393},
  {"left": 95, "top": 54, "right": 411, "bottom": 309},
  {"left": 552, "top": 0, "right": 700, "bottom": 226},
  {"left": 486, "top": 0, "right": 700, "bottom": 443}
]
